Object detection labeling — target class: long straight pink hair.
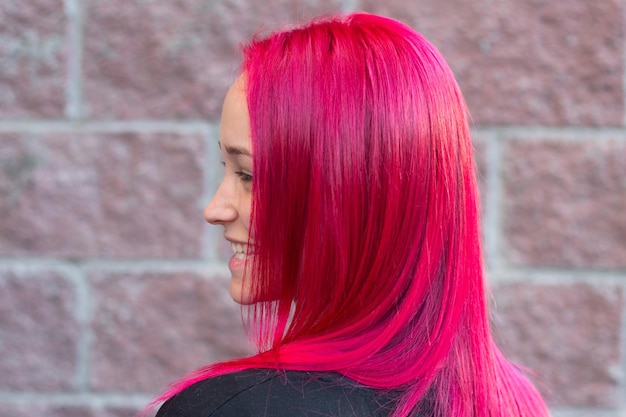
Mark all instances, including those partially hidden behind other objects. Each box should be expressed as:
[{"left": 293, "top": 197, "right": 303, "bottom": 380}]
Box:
[{"left": 151, "top": 13, "right": 549, "bottom": 417}]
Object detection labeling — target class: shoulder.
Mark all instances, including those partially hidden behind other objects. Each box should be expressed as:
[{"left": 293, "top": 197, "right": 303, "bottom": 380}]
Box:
[{"left": 156, "top": 369, "right": 396, "bottom": 417}]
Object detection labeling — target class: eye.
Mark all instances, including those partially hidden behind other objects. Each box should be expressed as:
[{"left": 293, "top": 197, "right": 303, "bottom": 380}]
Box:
[{"left": 235, "top": 171, "right": 253, "bottom": 182}]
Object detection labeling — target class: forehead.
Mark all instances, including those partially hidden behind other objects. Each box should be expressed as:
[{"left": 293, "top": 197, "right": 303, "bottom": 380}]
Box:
[
  {"left": 222, "top": 75, "right": 247, "bottom": 114},
  {"left": 219, "top": 75, "right": 251, "bottom": 153}
]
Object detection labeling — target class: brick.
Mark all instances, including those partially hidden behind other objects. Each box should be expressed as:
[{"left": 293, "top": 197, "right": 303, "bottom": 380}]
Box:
[
  {"left": 551, "top": 411, "right": 624, "bottom": 417},
  {"left": 0, "top": 0, "right": 66, "bottom": 118},
  {"left": 471, "top": 133, "right": 491, "bottom": 260},
  {"left": 358, "top": 0, "right": 624, "bottom": 126},
  {"left": 0, "top": 268, "right": 79, "bottom": 391},
  {"left": 83, "top": 0, "right": 342, "bottom": 120},
  {"left": 0, "top": 404, "right": 145, "bottom": 417},
  {"left": 472, "top": 132, "right": 489, "bottom": 213},
  {"left": 88, "top": 270, "right": 250, "bottom": 393},
  {"left": 492, "top": 282, "right": 623, "bottom": 407},
  {"left": 502, "top": 139, "right": 626, "bottom": 268},
  {"left": 0, "top": 132, "right": 205, "bottom": 258}
]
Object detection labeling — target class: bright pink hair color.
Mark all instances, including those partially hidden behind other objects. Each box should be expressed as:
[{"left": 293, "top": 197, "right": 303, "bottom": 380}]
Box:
[{"left": 151, "top": 13, "right": 549, "bottom": 417}]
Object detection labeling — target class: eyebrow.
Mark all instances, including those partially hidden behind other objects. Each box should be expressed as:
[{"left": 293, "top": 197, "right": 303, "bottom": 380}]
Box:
[{"left": 218, "top": 141, "right": 252, "bottom": 157}]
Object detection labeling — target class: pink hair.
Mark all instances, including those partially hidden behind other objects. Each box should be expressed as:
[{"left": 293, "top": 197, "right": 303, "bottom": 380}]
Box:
[{"left": 150, "top": 13, "right": 549, "bottom": 417}]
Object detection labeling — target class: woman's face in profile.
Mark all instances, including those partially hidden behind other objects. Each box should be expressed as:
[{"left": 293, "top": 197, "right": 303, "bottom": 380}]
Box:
[{"left": 204, "top": 76, "right": 255, "bottom": 304}]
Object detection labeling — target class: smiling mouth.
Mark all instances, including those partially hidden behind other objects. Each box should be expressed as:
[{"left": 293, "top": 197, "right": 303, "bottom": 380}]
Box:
[{"left": 231, "top": 242, "right": 253, "bottom": 260}]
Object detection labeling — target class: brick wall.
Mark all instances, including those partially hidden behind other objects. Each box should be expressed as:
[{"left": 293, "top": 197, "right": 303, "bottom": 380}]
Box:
[{"left": 0, "top": 0, "right": 624, "bottom": 416}]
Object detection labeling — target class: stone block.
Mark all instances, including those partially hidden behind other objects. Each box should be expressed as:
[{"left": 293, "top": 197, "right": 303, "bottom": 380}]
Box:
[
  {"left": 88, "top": 270, "right": 251, "bottom": 393},
  {"left": 472, "top": 132, "right": 489, "bottom": 212},
  {"left": 0, "top": 404, "right": 144, "bottom": 417},
  {"left": 471, "top": 133, "right": 491, "bottom": 261},
  {"left": 0, "top": 268, "right": 79, "bottom": 391},
  {"left": 492, "top": 281, "right": 624, "bottom": 407},
  {"left": 83, "top": 0, "right": 342, "bottom": 120},
  {"left": 0, "top": 0, "right": 67, "bottom": 118},
  {"left": 358, "top": 0, "right": 624, "bottom": 126},
  {"left": 0, "top": 132, "right": 205, "bottom": 258},
  {"left": 502, "top": 139, "right": 626, "bottom": 268}
]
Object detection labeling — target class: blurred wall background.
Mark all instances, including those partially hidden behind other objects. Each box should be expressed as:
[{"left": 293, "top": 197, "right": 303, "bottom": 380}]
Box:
[{"left": 0, "top": 0, "right": 624, "bottom": 416}]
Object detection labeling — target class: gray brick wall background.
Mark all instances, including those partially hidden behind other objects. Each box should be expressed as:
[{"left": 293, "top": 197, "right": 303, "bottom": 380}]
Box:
[{"left": 0, "top": 0, "right": 624, "bottom": 416}]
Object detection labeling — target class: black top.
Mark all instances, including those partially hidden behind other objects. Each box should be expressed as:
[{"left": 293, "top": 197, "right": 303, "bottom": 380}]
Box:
[{"left": 156, "top": 369, "right": 400, "bottom": 417}]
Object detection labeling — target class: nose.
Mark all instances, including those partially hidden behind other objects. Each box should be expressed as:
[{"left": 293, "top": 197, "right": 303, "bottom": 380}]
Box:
[{"left": 204, "top": 180, "right": 237, "bottom": 225}]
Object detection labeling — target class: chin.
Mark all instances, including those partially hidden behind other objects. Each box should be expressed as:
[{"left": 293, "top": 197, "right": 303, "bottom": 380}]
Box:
[{"left": 230, "top": 281, "right": 255, "bottom": 305}]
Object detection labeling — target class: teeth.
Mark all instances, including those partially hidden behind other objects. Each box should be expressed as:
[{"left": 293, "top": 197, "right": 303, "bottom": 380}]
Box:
[{"left": 231, "top": 242, "right": 251, "bottom": 257}]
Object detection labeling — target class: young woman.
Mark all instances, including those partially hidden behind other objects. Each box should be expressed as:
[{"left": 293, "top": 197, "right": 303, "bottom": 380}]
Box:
[{"left": 152, "top": 12, "right": 549, "bottom": 417}]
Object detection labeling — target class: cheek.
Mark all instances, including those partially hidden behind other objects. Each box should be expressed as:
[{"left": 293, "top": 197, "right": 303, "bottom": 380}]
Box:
[{"left": 242, "top": 196, "right": 252, "bottom": 232}]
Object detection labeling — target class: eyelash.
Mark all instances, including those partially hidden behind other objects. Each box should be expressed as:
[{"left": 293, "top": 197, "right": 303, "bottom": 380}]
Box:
[
  {"left": 235, "top": 171, "right": 253, "bottom": 182},
  {"left": 221, "top": 161, "right": 252, "bottom": 182}
]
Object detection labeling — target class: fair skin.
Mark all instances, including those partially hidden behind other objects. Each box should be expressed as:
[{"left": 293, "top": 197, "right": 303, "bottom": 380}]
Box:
[{"left": 204, "top": 75, "right": 255, "bottom": 304}]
